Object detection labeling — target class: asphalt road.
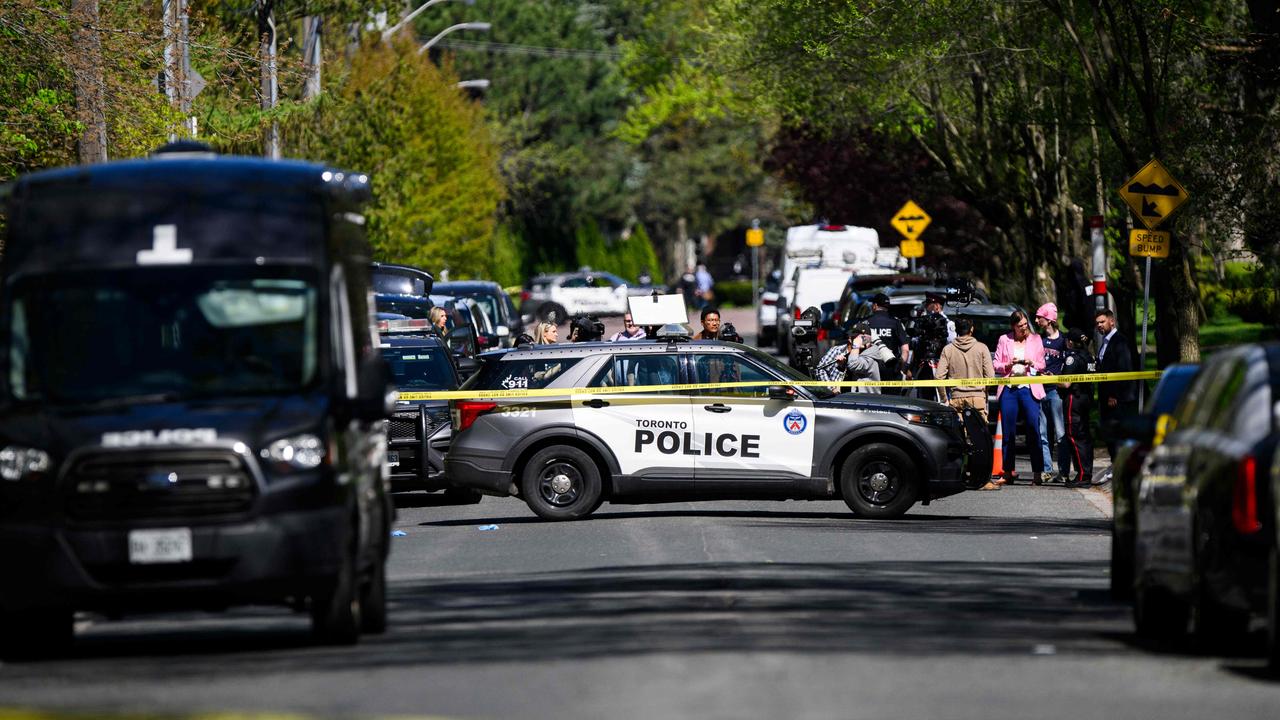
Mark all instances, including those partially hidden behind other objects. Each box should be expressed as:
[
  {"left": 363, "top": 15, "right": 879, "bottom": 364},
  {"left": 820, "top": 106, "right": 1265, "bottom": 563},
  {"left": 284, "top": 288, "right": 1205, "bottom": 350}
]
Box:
[
  {"left": 2, "top": 310, "right": 1277, "bottom": 719},
  {"left": 2, "top": 485, "right": 1279, "bottom": 720}
]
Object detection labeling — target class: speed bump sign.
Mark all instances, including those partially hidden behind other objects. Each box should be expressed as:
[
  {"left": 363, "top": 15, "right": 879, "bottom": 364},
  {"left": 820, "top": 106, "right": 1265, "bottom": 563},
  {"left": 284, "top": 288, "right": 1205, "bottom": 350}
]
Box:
[
  {"left": 1118, "top": 159, "right": 1188, "bottom": 230},
  {"left": 1129, "top": 229, "right": 1170, "bottom": 258}
]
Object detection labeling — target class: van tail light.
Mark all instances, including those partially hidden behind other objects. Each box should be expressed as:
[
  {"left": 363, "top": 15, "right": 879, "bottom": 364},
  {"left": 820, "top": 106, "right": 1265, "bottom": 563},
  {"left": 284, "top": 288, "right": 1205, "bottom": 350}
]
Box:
[
  {"left": 455, "top": 401, "right": 497, "bottom": 432},
  {"left": 477, "top": 335, "right": 494, "bottom": 348},
  {"left": 794, "top": 307, "right": 802, "bottom": 320},
  {"left": 1231, "top": 454, "right": 1262, "bottom": 534},
  {"left": 762, "top": 297, "right": 776, "bottom": 307}
]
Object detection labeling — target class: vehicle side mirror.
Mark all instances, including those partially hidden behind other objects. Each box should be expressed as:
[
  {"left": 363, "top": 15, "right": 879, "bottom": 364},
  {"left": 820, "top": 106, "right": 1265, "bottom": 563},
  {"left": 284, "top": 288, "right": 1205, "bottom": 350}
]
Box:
[
  {"left": 354, "top": 356, "right": 397, "bottom": 421},
  {"left": 496, "top": 325, "right": 511, "bottom": 337},
  {"left": 768, "top": 385, "right": 796, "bottom": 401},
  {"left": 456, "top": 355, "right": 479, "bottom": 380}
]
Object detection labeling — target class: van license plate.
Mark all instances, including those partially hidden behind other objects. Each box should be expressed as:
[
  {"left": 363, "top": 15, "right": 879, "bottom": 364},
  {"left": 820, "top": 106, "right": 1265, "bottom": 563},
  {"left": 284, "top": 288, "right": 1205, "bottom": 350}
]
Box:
[
  {"left": 387, "top": 451, "right": 400, "bottom": 468},
  {"left": 128, "top": 528, "right": 193, "bottom": 564}
]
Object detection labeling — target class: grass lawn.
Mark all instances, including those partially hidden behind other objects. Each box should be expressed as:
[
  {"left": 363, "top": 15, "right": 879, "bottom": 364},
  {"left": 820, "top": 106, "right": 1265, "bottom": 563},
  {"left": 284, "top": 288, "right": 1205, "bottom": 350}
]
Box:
[{"left": 1137, "top": 316, "right": 1278, "bottom": 370}]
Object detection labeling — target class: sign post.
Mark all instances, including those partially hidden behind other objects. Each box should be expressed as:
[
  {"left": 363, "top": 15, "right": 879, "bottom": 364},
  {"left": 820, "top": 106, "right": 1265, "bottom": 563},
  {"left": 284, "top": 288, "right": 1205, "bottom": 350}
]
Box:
[
  {"left": 1118, "top": 160, "right": 1187, "bottom": 412},
  {"left": 891, "top": 200, "right": 930, "bottom": 273},
  {"left": 747, "top": 220, "right": 763, "bottom": 317}
]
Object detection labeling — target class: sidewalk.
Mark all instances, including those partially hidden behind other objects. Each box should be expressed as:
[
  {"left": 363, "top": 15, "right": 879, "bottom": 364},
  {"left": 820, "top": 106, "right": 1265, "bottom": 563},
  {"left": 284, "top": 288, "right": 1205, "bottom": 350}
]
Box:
[{"left": 1005, "top": 445, "right": 1114, "bottom": 517}]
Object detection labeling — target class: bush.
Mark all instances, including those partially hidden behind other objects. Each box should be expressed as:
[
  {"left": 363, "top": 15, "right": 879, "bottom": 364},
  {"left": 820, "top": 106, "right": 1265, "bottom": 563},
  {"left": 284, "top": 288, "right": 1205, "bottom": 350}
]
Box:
[
  {"left": 1202, "top": 286, "right": 1232, "bottom": 322},
  {"left": 713, "top": 280, "right": 754, "bottom": 307},
  {"left": 1228, "top": 288, "right": 1279, "bottom": 325}
]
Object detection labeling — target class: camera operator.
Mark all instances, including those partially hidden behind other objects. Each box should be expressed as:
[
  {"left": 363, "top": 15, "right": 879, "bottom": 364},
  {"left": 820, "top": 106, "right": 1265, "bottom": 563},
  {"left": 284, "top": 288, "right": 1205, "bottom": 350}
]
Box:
[
  {"left": 696, "top": 306, "right": 721, "bottom": 340},
  {"left": 789, "top": 306, "right": 822, "bottom": 377},
  {"left": 815, "top": 322, "right": 889, "bottom": 393},
  {"left": 568, "top": 314, "right": 605, "bottom": 343},
  {"left": 866, "top": 293, "right": 910, "bottom": 391},
  {"left": 908, "top": 292, "right": 954, "bottom": 401}
]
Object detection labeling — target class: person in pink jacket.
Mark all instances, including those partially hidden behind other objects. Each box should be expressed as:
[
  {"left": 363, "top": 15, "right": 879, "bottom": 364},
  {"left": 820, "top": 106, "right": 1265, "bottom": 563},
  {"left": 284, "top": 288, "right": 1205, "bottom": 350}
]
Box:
[{"left": 992, "top": 310, "right": 1046, "bottom": 484}]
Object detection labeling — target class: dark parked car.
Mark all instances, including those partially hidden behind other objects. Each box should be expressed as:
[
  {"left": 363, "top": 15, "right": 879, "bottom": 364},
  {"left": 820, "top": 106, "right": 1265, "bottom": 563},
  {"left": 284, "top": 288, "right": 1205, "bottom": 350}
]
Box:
[
  {"left": 435, "top": 280, "right": 522, "bottom": 347},
  {"left": 379, "top": 334, "right": 480, "bottom": 503},
  {"left": 1133, "top": 342, "right": 1279, "bottom": 650},
  {"left": 1109, "top": 363, "right": 1201, "bottom": 599}
]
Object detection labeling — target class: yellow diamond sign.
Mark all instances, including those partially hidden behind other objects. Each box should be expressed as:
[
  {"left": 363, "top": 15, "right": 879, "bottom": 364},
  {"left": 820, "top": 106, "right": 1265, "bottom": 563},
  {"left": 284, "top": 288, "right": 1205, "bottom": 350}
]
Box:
[
  {"left": 891, "top": 200, "right": 930, "bottom": 242},
  {"left": 1118, "top": 159, "right": 1188, "bottom": 230}
]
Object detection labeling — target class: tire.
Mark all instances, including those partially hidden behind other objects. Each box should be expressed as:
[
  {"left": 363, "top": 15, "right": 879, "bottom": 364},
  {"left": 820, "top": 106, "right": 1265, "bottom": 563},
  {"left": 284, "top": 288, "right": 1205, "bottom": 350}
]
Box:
[
  {"left": 1110, "top": 525, "right": 1135, "bottom": 600},
  {"left": 520, "top": 445, "right": 603, "bottom": 521},
  {"left": 311, "top": 537, "right": 362, "bottom": 645},
  {"left": 839, "top": 443, "right": 919, "bottom": 519},
  {"left": 443, "top": 487, "right": 483, "bottom": 505},
  {"left": 360, "top": 554, "right": 388, "bottom": 635},
  {"left": 1266, "top": 547, "right": 1280, "bottom": 672},
  {"left": 0, "top": 608, "right": 74, "bottom": 660},
  {"left": 1190, "top": 575, "right": 1250, "bottom": 652},
  {"left": 537, "top": 303, "right": 566, "bottom": 324},
  {"left": 1132, "top": 581, "right": 1189, "bottom": 643}
]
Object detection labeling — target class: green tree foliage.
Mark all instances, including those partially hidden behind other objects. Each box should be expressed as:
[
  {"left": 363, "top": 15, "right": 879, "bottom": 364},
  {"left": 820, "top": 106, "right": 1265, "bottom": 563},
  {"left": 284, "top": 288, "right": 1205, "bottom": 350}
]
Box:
[
  {"left": 0, "top": 0, "right": 173, "bottom": 179},
  {"left": 285, "top": 40, "right": 504, "bottom": 277}
]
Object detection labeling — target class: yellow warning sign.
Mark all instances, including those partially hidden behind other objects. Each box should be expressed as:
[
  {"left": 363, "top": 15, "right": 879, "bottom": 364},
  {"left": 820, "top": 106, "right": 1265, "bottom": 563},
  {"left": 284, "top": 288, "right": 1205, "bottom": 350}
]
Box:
[
  {"left": 746, "top": 228, "right": 764, "bottom": 247},
  {"left": 891, "top": 200, "right": 930, "bottom": 241},
  {"left": 1118, "top": 159, "right": 1188, "bottom": 230},
  {"left": 900, "top": 239, "right": 924, "bottom": 258},
  {"left": 1129, "top": 229, "right": 1170, "bottom": 258}
]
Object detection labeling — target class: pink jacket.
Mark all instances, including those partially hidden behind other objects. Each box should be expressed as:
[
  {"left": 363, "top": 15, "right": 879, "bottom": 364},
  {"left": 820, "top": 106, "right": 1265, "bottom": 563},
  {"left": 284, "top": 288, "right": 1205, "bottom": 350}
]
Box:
[{"left": 992, "top": 332, "right": 1046, "bottom": 400}]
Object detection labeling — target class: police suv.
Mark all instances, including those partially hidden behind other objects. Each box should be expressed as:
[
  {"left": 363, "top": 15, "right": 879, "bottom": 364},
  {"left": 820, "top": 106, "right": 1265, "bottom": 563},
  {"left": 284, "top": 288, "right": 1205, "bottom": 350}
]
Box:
[{"left": 446, "top": 338, "right": 977, "bottom": 520}]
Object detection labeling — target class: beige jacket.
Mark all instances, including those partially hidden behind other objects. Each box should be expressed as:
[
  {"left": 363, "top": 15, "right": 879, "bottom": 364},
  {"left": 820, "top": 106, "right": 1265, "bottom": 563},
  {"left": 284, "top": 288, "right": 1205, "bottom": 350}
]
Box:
[{"left": 936, "top": 335, "right": 994, "bottom": 397}]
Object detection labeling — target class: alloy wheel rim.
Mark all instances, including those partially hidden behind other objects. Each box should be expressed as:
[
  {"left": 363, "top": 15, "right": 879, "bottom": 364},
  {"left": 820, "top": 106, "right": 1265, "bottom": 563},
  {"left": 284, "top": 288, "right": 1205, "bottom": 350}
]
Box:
[
  {"left": 857, "top": 460, "right": 900, "bottom": 505},
  {"left": 539, "top": 461, "right": 582, "bottom": 507}
]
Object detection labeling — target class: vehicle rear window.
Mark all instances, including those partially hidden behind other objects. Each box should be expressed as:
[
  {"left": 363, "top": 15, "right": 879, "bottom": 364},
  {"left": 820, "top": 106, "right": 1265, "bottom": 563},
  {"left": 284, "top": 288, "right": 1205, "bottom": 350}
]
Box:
[
  {"left": 467, "top": 357, "right": 582, "bottom": 391},
  {"left": 373, "top": 273, "right": 427, "bottom": 296}
]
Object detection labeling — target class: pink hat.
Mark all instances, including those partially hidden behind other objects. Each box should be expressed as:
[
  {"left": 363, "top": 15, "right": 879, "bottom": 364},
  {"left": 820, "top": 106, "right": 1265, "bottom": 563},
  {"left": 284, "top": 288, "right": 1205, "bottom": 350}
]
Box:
[{"left": 1035, "top": 302, "right": 1058, "bottom": 323}]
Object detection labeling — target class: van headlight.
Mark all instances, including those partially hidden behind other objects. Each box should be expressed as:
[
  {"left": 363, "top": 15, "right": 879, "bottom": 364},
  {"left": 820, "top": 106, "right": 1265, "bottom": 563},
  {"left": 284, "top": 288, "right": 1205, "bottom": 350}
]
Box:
[
  {"left": 266, "top": 434, "right": 325, "bottom": 470},
  {"left": 0, "top": 446, "right": 51, "bottom": 481}
]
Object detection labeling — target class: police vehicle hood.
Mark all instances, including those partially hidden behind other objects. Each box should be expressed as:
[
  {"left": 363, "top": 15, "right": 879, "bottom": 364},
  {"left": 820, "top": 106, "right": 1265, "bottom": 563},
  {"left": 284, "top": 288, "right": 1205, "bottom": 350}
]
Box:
[
  {"left": 818, "top": 391, "right": 950, "bottom": 414},
  {"left": 0, "top": 393, "right": 328, "bottom": 461}
]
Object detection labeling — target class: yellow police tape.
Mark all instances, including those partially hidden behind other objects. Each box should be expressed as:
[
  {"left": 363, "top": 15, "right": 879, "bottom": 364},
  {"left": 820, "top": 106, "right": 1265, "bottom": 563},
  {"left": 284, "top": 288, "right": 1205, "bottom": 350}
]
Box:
[{"left": 397, "top": 370, "right": 1162, "bottom": 401}]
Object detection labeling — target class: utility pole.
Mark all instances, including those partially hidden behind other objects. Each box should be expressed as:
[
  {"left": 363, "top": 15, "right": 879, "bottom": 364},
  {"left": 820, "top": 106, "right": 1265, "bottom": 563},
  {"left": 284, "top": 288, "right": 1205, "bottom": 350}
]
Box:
[
  {"left": 257, "top": 0, "right": 280, "bottom": 159},
  {"left": 71, "top": 0, "right": 108, "bottom": 162},
  {"left": 301, "top": 16, "right": 323, "bottom": 101}
]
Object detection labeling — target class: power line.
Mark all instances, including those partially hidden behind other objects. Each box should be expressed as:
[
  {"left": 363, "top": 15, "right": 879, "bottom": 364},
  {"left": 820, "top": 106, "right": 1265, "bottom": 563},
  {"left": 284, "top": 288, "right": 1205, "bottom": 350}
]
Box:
[{"left": 434, "top": 39, "right": 622, "bottom": 61}]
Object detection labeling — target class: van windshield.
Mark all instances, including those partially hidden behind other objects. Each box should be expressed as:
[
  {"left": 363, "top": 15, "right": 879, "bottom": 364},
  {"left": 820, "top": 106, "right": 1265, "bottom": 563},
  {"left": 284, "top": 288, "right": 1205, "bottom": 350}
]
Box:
[{"left": 8, "top": 268, "right": 319, "bottom": 404}]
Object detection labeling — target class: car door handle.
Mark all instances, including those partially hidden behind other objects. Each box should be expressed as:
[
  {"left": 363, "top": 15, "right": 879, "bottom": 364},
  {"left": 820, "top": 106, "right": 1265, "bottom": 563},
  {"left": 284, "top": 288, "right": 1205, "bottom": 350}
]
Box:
[
  {"left": 704, "top": 404, "right": 732, "bottom": 413},
  {"left": 582, "top": 399, "right": 610, "bottom": 408}
]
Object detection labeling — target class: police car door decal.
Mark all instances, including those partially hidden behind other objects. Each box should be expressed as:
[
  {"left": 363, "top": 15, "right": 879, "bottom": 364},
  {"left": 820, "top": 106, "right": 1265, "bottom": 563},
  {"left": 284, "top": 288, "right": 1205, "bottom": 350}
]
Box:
[
  {"left": 571, "top": 355, "right": 695, "bottom": 477},
  {"left": 688, "top": 354, "right": 814, "bottom": 477}
]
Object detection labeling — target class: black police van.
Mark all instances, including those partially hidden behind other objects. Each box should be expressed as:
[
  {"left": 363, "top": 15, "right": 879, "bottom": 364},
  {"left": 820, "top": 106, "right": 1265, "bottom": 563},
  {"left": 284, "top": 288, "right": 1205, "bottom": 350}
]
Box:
[{"left": 0, "top": 144, "right": 395, "bottom": 654}]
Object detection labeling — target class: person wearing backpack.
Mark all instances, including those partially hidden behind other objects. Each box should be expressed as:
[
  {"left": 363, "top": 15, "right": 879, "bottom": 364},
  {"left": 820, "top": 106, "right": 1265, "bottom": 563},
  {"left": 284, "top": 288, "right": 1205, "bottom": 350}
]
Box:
[{"left": 936, "top": 318, "right": 998, "bottom": 491}]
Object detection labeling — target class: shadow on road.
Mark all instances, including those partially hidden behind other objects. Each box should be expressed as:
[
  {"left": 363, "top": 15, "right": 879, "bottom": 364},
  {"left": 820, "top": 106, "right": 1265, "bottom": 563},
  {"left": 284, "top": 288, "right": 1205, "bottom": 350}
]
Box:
[
  {"left": 423, "top": 509, "right": 1112, "bottom": 536},
  {"left": 8, "top": 560, "right": 1149, "bottom": 675}
]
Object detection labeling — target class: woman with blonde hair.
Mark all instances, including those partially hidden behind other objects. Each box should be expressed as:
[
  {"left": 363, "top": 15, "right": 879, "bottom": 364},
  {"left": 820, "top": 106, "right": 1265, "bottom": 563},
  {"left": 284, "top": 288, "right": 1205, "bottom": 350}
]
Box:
[
  {"left": 429, "top": 306, "right": 448, "bottom": 334},
  {"left": 534, "top": 321, "right": 558, "bottom": 344}
]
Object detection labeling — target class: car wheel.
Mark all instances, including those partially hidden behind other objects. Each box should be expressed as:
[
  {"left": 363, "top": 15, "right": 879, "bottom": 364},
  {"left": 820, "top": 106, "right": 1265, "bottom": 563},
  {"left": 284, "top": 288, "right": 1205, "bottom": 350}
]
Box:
[
  {"left": 0, "top": 608, "right": 74, "bottom": 659},
  {"left": 311, "top": 531, "right": 362, "bottom": 645},
  {"left": 520, "top": 445, "right": 602, "bottom": 521},
  {"left": 1267, "top": 547, "right": 1280, "bottom": 672},
  {"left": 443, "top": 487, "right": 484, "bottom": 505},
  {"left": 839, "top": 443, "right": 919, "bottom": 519},
  {"left": 537, "top": 303, "right": 566, "bottom": 324},
  {"left": 1132, "top": 581, "right": 1189, "bottom": 643},
  {"left": 1189, "top": 575, "right": 1250, "bottom": 652}
]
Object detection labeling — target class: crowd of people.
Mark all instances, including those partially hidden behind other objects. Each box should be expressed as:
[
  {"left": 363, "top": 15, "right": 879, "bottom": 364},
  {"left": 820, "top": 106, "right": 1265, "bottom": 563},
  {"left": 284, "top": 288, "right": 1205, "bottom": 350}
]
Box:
[{"left": 817, "top": 295, "right": 1135, "bottom": 492}]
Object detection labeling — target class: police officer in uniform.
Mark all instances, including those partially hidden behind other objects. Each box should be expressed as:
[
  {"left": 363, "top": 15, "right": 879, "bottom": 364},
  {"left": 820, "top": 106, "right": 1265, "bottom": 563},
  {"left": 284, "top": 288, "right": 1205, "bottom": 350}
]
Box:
[
  {"left": 1056, "top": 327, "right": 1095, "bottom": 488},
  {"left": 866, "top": 293, "right": 910, "bottom": 392}
]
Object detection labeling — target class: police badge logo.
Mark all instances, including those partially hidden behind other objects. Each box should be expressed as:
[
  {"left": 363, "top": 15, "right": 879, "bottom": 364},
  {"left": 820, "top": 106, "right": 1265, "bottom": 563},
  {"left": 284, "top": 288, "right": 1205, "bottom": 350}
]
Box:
[{"left": 783, "top": 409, "right": 807, "bottom": 435}]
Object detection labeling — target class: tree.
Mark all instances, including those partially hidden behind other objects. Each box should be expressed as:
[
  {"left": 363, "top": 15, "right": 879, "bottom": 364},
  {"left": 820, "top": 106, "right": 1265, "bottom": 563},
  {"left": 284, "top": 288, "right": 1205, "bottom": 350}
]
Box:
[{"left": 285, "top": 40, "right": 504, "bottom": 277}]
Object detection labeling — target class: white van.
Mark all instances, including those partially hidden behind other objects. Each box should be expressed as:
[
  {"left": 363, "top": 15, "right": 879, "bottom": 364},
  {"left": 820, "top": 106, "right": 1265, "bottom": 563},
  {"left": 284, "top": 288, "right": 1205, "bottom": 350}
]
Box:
[{"left": 775, "top": 223, "right": 898, "bottom": 352}]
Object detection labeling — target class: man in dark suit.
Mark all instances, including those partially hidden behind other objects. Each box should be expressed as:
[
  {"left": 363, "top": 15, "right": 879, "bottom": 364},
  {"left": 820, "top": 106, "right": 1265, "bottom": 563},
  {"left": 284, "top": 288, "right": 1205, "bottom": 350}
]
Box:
[{"left": 1093, "top": 309, "right": 1137, "bottom": 460}]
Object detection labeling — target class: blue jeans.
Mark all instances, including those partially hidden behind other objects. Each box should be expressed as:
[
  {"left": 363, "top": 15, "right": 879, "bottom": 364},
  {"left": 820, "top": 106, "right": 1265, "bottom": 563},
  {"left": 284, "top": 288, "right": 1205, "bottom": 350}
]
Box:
[
  {"left": 1000, "top": 386, "right": 1044, "bottom": 476},
  {"left": 1038, "top": 387, "right": 1065, "bottom": 473}
]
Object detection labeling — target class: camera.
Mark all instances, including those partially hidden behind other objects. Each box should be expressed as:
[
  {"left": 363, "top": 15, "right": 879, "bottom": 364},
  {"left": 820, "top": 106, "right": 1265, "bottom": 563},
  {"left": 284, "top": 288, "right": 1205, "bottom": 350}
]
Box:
[
  {"left": 569, "top": 314, "right": 605, "bottom": 342},
  {"left": 718, "top": 322, "right": 743, "bottom": 344},
  {"left": 909, "top": 311, "right": 950, "bottom": 364},
  {"left": 789, "top": 306, "right": 822, "bottom": 377}
]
